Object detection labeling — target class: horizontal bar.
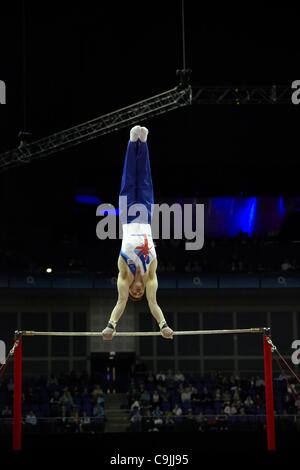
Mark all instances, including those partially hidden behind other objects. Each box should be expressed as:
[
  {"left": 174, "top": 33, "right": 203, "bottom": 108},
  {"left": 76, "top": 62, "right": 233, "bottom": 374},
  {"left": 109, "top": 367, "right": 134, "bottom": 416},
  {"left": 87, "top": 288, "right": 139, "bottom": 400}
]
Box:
[{"left": 16, "top": 328, "right": 268, "bottom": 337}]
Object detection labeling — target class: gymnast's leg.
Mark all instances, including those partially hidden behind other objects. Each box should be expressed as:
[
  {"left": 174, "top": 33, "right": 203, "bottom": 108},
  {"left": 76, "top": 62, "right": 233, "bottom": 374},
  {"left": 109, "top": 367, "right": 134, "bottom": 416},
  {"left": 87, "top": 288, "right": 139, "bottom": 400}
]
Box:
[
  {"left": 119, "top": 125, "right": 141, "bottom": 224},
  {"left": 136, "top": 128, "right": 154, "bottom": 224},
  {"left": 136, "top": 127, "right": 173, "bottom": 339},
  {"left": 102, "top": 126, "right": 140, "bottom": 340}
]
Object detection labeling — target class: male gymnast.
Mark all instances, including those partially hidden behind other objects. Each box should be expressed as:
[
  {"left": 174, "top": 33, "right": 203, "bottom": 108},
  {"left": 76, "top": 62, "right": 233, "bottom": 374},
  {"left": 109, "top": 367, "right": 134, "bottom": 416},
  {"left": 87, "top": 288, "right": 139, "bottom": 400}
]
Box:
[{"left": 102, "top": 126, "right": 173, "bottom": 341}]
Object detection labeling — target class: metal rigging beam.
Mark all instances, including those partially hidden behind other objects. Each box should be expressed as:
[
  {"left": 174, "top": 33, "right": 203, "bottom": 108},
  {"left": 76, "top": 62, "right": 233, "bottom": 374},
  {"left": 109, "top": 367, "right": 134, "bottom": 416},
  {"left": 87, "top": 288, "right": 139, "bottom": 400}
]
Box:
[
  {"left": 192, "top": 85, "right": 292, "bottom": 104},
  {"left": 0, "top": 82, "right": 293, "bottom": 173},
  {"left": 0, "top": 85, "right": 192, "bottom": 172}
]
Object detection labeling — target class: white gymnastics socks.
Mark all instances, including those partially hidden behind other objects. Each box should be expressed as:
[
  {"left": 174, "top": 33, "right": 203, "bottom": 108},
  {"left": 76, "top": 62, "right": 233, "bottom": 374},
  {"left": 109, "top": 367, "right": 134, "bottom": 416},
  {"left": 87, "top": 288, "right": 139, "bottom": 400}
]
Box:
[
  {"left": 139, "top": 126, "right": 148, "bottom": 142},
  {"left": 130, "top": 125, "right": 141, "bottom": 142},
  {"left": 129, "top": 125, "right": 149, "bottom": 142}
]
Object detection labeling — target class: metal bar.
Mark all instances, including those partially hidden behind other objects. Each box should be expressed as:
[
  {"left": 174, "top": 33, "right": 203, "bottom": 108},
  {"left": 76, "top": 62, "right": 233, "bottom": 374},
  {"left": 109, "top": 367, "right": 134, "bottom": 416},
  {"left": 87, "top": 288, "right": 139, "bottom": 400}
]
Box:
[{"left": 17, "top": 328, "right": 267, "bottom": 337}]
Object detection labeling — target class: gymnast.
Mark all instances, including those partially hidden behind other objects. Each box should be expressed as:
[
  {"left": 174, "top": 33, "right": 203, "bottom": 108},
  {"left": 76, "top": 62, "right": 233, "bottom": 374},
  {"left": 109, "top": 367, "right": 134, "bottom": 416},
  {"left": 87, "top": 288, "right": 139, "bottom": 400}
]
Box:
[{"left": 102, "top": 126, "right": 173, "bottom": 340}]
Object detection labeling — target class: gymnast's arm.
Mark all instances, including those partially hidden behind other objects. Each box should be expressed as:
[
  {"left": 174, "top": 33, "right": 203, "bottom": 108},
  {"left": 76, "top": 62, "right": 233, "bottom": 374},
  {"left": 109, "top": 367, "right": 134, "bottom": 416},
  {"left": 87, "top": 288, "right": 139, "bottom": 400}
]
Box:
[
  {"left": 146, "top": 260, "right": 167, "bottom": 327},
  {"left": 109, "top": 257, "right": 130, "bottom": 326}
]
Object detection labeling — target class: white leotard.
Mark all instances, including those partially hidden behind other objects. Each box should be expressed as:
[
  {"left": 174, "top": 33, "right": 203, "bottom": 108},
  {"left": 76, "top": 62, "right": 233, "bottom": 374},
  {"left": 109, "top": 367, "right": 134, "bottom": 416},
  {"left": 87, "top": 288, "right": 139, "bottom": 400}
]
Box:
[{"left": 120, "top": 223, "right": 156, "bottom": 276}]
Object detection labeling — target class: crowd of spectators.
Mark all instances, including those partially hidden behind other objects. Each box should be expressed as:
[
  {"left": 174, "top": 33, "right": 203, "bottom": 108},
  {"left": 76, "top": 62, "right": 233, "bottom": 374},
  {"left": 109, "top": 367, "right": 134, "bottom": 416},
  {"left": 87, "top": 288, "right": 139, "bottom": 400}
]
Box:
[
  {"left": 0, "top": 372, "right": 106, "bottom": 434},
  {"left": 0, "top": 370, "right": 300, "bottom": 433},
  {"left": 126, "top": 370, "right": 300, "bottom": 432},
  {"left": 1, "top": 369, "right": 300, "bottom": 434}
]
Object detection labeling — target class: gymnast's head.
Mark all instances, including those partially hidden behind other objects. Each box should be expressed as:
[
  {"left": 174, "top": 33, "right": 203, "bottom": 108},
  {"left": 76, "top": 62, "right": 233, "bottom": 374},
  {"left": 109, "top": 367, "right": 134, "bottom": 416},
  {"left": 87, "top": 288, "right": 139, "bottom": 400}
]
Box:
[{"left": 129, "top": 279, "right": 145, "bottom": 301}]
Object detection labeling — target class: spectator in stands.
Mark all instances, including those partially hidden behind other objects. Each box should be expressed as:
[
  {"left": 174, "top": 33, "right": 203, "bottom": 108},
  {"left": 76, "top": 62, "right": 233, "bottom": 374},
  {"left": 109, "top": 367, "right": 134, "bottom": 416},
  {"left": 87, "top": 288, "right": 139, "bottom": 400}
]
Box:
[
  {"left": 79, "top": 411, "right": 91, "bottom": 433},
  {"left": 201, "top": 386, "right": 212, "bottom": 406},
  {"left": 25, "top": 410, "right": 37, "bottom": 430},
  {"left": 191, "top": 388, "right": 202, "bottom": 407},
  {"left": 165, "top": 369, "right": 175, "bottom": 387},
  {"left": 231, "top": 385, "right": 241, "bottom": 402},
  {"left": 222, "top": 389, "right": 231, "bottom": 403},
  {"left": 69, "top": 406, "right": 80, "bottom": 433},
  {"left": 152, "top": 390, "right": 160, "bottom": 407},
  {"left": 140, "top": 388, "right": 151, "bottom": 406},
  {"left": 230, "top": 403, "right": 238, "bottom": 415},
  {"left": 140, "top": 408, "right": 152, "bottom": 432},
  {"left": 93, "top": 403, "right": 105, "bottom": 418},
  {"left": 255, "top": 376, "right": 265, "bottom": 389},
  {"left": 1, "top": 405, "right": 12, "bottom": 417},
  {"left": 283, "top": 392, "right": 295, "bottom": 413},
  {"left": 281, "top": 259, "right": 293, "bottom": 271},
  {"left": 183, "top": 408, "right": 198, "bottom": 432},
  {"left": 244, "top": 395, "right": 254, "bottom": 410},
  {"left": 223, "top": 402, "right": 231, "bottom": 415},
  {"left": 195, "top": 412, "right": 207, "bottom": 432},
  {"left": 174, "top": 371, "right": 185, "bottom": 383},
  {"left": 146, "top": 371, "right": 156, "bottom": 385},
  {"left": 238, "top": 261, "right": 245, "bottom": 272},
  {"left": 152, "top": 406, "right": 163, "bottom": 427},
  {"left": 287, "top": 383, "right": 297, "bottom": 395},
  {"left": 172, "top": 403, "right": 183, "bottom": 417},
  {"left": 47, "top": 374, "right": 58, "bottom": 388},
  {"left": 49, "top": 391, "right": 61, "bottom": 417},
  {"left": 59, "top": 387, "right": 74, "bottom": 416},
  {"left": 130, "top": 408, "right": 142, "bottom": 432},
  {"left": 291, "top": 259, "right": 299, "bottom": 271},
  {"left": 82, "top": 387, "right": 92, "bottom": 413},
  {"left": 92, "top": 384, "right": 104, "bottom": 404},
  {"left": 164, "top": 415, "right": 175, "bottom": 431},
  {"left": 130, "top": 399, "right": 141, "bottom": 411},
  {"left": 156, "top": 371, "right": 166, "bottom": 382},
  {"left": 181, "top": 386, "right": 192, "bottom": 403}
]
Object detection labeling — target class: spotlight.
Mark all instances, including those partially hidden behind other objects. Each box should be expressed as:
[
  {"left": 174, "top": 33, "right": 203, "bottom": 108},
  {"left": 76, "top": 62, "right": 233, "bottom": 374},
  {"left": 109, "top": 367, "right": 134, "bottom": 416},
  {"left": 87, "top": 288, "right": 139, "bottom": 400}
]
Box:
[{"left": 46, "top": 268, "right": 52, "bottom": 274}]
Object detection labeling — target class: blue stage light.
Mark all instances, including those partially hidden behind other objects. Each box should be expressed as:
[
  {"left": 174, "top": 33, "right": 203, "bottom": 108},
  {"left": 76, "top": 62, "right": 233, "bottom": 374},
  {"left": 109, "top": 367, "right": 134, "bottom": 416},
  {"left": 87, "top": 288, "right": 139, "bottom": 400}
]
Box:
[
  {"left": 278, "top": 196, "right": 286, "bottom": 215},
  {"left": 75, "top": 195, "right": 102, "bottom": 205}
]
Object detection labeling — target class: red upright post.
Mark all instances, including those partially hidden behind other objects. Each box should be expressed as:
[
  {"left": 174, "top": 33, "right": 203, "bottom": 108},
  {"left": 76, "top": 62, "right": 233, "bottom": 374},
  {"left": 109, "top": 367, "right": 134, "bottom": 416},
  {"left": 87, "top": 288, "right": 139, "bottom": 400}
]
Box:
[
  {"left": 263, "top": 334, "right": 276, "bottom": 451},
  {"left": 13, "top": 336, "right": 22, "bottom": 451}
]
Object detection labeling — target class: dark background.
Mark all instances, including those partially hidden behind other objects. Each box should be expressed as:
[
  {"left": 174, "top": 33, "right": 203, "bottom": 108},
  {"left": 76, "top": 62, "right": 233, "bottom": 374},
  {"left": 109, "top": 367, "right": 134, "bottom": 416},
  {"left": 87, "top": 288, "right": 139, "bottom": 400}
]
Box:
[
  {"left": 0, "top": 2, "right": 299, "bottom": 267},
  {"left": 0, "top": 5, "right": 300, "bottom": 456}
]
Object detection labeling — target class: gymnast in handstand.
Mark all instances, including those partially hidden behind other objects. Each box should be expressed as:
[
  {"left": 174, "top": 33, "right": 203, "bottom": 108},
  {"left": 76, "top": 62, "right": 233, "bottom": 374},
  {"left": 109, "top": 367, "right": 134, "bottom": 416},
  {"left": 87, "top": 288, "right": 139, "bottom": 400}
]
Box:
[{"left": 102, "top": 126, "right": 173, "bottom": 340}]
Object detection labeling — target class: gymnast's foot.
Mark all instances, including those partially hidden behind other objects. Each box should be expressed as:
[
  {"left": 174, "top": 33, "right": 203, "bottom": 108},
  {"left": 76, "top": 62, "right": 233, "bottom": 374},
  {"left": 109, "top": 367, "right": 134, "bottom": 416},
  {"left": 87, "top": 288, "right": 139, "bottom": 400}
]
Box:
[
  {"left": 139, "top": 126, "right": 148, "bottom": 142},
  {"left": 130, "top": 125, "right": 141, "bottom": 142},
  {"left": 160, "top": 323, "right": 173, "bottom": 339},
  {"left": 102, "top": 323, "right": 115, "bottom": 341}
]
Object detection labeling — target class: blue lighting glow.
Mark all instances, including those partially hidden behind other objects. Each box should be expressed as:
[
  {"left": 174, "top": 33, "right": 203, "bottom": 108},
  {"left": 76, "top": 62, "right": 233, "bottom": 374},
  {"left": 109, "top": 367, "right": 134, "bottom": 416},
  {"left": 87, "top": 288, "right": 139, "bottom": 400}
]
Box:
[
  {"left": 247, "top": 198, "right": 257, "bottom": 236},
  {"left": 75, "top": 195, "right": 101, "bottom": 205},
  {"left": 211, "top": 197, "right": 257, "bottom": 236},
  {"left": 278, "top": 196, "right": 286, "bottom": 215}
]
